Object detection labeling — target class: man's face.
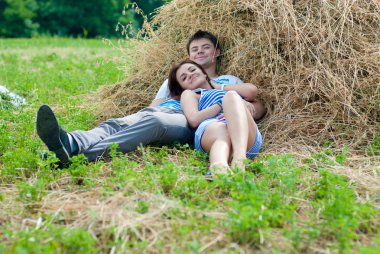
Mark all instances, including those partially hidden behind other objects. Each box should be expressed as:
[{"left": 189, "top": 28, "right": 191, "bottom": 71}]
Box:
[{"left": 188, "top": 38, "right": 220, "bottom": 69}]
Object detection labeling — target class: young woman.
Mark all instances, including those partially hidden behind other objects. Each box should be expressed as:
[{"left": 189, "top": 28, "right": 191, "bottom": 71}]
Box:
[{"left": 168, "top": 59, "right": 262, "bottom": 176}]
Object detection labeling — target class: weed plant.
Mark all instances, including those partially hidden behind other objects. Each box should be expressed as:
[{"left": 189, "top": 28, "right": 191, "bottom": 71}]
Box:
[{"left": 0, "top": 38, "right": 379, "bottom": 253}]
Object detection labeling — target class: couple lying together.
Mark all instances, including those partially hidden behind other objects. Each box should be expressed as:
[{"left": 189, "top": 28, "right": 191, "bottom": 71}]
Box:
[{"left": 36, "top": 30, "right": 266, "bottom": 176}]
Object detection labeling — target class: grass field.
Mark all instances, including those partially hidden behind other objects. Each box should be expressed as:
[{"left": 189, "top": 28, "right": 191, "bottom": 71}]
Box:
[{"left": 0, "top": 38, "right": 379, "bottom": 253}]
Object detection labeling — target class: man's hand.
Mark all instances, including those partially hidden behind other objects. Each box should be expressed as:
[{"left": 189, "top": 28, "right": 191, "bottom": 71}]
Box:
[
  {"left": 149, "top": 98, "right": 166, "bottom": 107},
  {"left": 244, "top": 100, "right": 256, "bottom": 117}
]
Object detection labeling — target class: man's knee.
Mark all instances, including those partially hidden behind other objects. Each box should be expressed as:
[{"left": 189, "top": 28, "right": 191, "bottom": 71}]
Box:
[
  {"left": 145, "top": 115, "right": 171, "bottom": 131},
  {"left": 143, "top": 113, "right": 191, "bottom": 144},
  {"left": 252, "top": 100, "right": 267, "bottom": 121},
  {"left": 151, "top": 113, "right": 188, "bottom": 129}
]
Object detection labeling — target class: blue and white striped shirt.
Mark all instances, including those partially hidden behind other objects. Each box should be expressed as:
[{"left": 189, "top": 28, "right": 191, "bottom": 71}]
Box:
[{"left": 196, "top": 89, "right": 227, "bottom": 113}]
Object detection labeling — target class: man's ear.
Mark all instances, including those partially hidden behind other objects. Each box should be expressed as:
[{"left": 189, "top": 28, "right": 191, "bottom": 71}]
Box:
[{"left": 215, "top": 48, "right": 221, "bottom": 58}]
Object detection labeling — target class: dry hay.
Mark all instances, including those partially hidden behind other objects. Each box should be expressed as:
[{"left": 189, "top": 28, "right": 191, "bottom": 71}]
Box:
[
  {"left": 99, "top": 0, "right": 380, "bottom": 153},
  {"left": 38, "top": 188, "right": 231, "bottom": 252}
]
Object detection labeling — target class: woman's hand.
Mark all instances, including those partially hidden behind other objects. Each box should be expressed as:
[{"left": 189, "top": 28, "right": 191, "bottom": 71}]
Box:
[{"left": 217, "top": 113, "right": 226, "bottom": 121}]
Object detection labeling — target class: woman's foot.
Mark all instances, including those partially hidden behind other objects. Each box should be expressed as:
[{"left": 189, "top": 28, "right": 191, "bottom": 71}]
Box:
[
  {"left": 231, "top": 158, "right": 245, "bottom": 172},
  {"left": 205, "top": 163, "right": 232, "bottom": 180}
]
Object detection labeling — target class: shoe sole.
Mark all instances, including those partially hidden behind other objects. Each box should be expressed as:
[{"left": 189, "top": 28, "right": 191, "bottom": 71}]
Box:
[
  {"left": 36, "top": 105, "right": 70, "bottom": 166},
  {"left": 204, "top": 169, "right": 213, "bottom": 182}
]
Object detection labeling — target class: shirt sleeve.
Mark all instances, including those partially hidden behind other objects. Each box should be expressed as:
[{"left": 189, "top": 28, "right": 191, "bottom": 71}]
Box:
[
  {"left": 213, "top": 75, "right": 245, "bottom": 85},
  {"left": 154, "top": 79, "right": 171, "bottom": 100},
  {"left": 234, "top": 76, "right": 244, "bottom": 84}
]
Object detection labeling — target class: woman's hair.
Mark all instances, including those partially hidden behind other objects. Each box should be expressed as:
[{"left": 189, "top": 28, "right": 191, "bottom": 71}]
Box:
[{"left": 168, "top": 59, "right": 211, "bottom": 97}]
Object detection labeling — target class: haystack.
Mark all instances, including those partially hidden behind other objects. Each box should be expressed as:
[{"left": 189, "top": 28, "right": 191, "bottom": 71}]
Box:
[{"left": 99, "top": 0, "right": 380, "bottom": 153}]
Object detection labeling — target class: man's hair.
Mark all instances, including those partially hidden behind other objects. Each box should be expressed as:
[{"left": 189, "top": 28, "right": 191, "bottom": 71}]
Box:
[
  {"left": 186, "top": 30, "right": 221, "bottom": 55},
  {"left": 168, "top": 59, "right": 211, "bottom": 97}
]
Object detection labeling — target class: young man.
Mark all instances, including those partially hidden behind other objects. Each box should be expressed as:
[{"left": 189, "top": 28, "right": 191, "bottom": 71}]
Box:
[{"left": 36, "top": 30, "right": 265, "bottom": 165}]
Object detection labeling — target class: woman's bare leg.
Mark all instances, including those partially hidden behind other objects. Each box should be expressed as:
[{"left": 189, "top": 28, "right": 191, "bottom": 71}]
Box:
[
  {"left": 201, "top": 122, "right": 231, "bottom": 174},
  {"left": 222, "top": 91, "right": 258, "bottom": 171}
]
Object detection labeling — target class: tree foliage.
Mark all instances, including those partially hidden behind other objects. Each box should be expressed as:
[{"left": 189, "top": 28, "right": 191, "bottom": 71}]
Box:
[
  {"left": 0, "top": 0, "right": 169, "bottom": 38},
  {"left": 0, "top": 0, "right": 39, "bottom": 37}
]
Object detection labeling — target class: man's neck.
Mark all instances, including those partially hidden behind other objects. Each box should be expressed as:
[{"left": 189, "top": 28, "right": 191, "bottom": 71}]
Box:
[{"left": 204, "top": 65, "right": 218, "bottom": 79}]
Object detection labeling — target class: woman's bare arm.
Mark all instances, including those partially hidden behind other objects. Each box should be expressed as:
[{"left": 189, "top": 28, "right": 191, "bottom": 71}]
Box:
[{"left": 181, "top": 90, "right": 221, "bottom": 128}]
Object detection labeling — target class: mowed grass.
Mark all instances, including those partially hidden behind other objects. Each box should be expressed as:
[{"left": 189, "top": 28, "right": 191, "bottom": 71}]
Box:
[{"left": 0, "top": 38, "right": 379, "bottom": 253}]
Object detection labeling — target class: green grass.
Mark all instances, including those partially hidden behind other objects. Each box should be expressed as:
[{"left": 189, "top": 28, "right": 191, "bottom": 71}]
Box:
[{"left": 0, "top": 38, "right": 379, "bottom": 253}]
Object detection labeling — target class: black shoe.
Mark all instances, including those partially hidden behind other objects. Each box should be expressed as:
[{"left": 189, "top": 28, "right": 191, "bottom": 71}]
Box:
[
  {"left": 36, "top": 105, "right": 72, "bottom": 167},
  {"left": 204, "top": 169, "right": 213, "bottom": 181}
]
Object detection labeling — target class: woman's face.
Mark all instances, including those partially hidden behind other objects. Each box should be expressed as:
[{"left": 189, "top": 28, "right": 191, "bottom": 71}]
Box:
[{"left": 176, "top": 63, "right": 208, "bottom": 90}]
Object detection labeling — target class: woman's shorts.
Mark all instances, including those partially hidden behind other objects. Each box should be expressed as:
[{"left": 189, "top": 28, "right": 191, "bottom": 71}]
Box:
[{"left": 194, "top": 118, "right": 262, "bottom": 159}]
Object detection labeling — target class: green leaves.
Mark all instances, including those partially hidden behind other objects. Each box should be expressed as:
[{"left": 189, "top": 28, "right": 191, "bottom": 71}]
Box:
[{"left": 311, "top": 169, "right": 378, "bottom": 251}]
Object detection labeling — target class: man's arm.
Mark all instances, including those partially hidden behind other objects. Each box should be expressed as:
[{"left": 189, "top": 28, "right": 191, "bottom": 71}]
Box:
[
  {"left": 214, "top": 74, "right": 266, "bottom": 119},
  {"left": 149, "top": 98, "right": 166, "bottom": 107},
  {"left": 212, "top": 82, "right": 258, "bottom": 102},
  {"left": 150, "top": 79, "right": 171, "bottom": 107}
]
